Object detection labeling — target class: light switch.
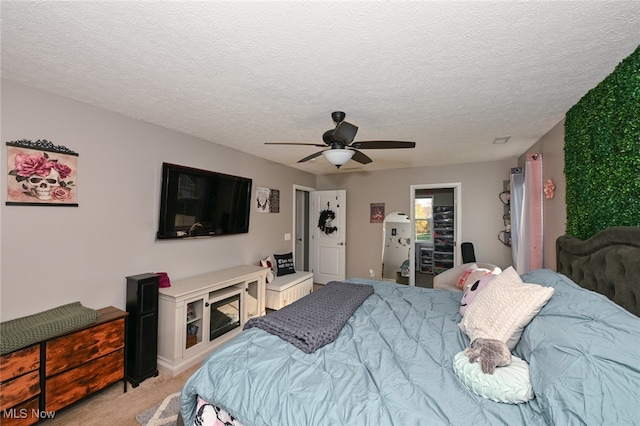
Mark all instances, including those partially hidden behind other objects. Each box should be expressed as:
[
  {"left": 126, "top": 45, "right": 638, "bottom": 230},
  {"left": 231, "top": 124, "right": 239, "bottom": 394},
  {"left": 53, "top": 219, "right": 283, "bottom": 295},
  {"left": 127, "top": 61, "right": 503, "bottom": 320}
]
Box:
[{"left": 284, "top": 233, "right": 291, "bottom": 241}]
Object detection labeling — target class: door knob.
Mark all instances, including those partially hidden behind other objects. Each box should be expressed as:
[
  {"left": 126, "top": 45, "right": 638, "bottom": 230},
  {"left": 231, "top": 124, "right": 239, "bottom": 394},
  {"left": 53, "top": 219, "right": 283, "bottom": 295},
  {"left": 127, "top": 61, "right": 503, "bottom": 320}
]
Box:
[{"left": 338, "top": 242, "right": 345, "bottom": 246}]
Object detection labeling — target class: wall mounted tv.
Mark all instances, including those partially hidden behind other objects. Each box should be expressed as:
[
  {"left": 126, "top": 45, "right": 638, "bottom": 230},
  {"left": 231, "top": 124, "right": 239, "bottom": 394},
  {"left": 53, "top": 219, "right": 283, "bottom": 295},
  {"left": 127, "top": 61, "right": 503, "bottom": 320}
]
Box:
[{"left": 157, "top": 163, "right": 252, "bottom": 239}]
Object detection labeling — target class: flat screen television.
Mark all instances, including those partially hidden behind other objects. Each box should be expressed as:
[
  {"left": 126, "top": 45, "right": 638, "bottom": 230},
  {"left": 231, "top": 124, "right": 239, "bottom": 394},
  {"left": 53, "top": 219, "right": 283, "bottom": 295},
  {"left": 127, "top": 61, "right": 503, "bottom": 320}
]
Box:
[{"left": 157, "top": 163, "right": 252, "bottom": 239}]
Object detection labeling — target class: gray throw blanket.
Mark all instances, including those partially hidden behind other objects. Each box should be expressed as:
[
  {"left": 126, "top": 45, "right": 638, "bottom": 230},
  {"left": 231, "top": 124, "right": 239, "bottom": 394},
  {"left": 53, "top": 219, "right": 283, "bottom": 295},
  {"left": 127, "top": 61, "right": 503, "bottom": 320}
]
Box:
[{"left": 244, "top": 281, "right": 374, "bottom": 353}]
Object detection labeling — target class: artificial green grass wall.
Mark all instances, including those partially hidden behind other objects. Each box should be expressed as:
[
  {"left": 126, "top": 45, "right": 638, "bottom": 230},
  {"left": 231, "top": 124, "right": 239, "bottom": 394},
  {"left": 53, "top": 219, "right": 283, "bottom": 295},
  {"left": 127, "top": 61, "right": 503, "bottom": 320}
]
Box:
[{"left": 564, "top": 45, "right": 640, "bottom": 240}]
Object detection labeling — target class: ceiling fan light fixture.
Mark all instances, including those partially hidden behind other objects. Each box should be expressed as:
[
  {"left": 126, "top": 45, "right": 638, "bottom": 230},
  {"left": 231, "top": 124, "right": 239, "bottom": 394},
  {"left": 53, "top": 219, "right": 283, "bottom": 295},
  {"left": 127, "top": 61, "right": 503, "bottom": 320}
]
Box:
[
  {"left": 323, "top": 149, "right": 354, "bottom": 167},
  {"left": 266, "top": 111, "right": 416, "bottom": 167}
]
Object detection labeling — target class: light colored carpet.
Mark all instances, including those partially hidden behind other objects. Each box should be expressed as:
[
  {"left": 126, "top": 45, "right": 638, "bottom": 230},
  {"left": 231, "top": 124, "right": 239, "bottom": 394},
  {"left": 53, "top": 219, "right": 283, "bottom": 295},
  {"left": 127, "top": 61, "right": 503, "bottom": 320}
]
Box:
[
  {"left": 136, "top": 391, "right": 181, "bottom": 426},
  {"left": 45, "top": 364, "right": 199, "bottom": 426}
]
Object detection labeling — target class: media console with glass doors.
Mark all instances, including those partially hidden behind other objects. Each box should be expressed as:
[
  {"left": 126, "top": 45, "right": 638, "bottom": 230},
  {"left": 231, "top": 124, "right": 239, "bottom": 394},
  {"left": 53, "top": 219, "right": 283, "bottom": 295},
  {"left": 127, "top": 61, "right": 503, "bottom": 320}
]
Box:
[{"left": 157, "top": 265, "right": 268, "bottom": 376}]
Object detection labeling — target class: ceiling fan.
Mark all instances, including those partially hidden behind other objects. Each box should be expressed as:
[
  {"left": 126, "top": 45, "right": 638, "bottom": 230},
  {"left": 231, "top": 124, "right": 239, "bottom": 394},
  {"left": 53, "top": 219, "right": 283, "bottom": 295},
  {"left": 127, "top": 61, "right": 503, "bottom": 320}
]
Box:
[{"left": 265, "top": 111, "right": 416, "bottom": 168}]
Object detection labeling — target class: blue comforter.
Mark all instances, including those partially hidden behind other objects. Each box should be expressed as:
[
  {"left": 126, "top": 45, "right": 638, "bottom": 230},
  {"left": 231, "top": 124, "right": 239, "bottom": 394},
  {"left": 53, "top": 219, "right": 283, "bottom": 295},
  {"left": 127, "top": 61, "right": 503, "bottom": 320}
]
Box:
[{"left": 181, "top": 270, "right": 640, "bottom": 426}]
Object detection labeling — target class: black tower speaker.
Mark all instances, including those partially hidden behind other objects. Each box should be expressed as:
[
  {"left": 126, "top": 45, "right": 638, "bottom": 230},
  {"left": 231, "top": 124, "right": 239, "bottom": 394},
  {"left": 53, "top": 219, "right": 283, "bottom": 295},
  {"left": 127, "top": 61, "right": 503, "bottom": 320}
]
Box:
[{"left": 126, "top": 273, "right": 159, "bottom": 387}]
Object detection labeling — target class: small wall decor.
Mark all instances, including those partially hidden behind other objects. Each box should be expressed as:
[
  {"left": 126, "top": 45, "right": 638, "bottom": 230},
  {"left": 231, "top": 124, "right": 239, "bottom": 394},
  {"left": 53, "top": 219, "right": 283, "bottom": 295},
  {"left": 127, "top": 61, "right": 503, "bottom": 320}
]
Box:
[
  {"left": 318, "top": 202, "right": 338, "bottom": 235},
  {"left": 544, "top": 179, "right": 556, "bottom": 199},
  {"left": 370, "top": 203, "right": 385, "bottom": 223},
  {"left": 498, "top": 190, "right": 511, "bottom": 205},
  {"left": 269, "top": 188, "right": 280, "bottom": 213},
  {"left": 256, "top": 187, "right": 280, "bottom": 213},
  {"left": 6, "top": 139, "right": 78, "bottom": 206}
]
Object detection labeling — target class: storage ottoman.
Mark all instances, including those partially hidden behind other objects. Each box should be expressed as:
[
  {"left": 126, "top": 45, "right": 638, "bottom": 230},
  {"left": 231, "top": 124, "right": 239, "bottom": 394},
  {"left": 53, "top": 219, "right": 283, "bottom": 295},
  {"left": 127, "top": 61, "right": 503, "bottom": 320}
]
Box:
[{"left": 265, "top": 271, "right": 314, "bottom": 310}]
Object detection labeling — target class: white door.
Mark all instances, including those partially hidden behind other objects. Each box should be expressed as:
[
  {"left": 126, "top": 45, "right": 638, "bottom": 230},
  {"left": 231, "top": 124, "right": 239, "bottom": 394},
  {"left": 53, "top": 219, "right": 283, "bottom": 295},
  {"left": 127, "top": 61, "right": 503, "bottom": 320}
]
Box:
[{"left": 312, "top": 190, "right": 346, "bottom": 284}]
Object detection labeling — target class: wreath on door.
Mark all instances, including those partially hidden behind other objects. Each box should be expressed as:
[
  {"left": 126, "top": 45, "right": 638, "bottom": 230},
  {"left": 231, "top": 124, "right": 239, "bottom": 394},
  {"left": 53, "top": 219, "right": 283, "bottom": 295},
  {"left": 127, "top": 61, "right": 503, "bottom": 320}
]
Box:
[{"left": 318, "top": 209, "right": 338, "bottom": 235}]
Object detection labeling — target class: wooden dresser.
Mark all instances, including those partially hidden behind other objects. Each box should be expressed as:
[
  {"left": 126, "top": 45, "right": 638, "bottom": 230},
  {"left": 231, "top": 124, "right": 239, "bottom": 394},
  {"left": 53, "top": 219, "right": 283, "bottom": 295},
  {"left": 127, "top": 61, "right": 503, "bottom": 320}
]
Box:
[
  {"left": 0, "top": 306, "right": 127, "bottom": 424},
  {"left": 0, "top": 344, "right": 40, "bottom": 425}
]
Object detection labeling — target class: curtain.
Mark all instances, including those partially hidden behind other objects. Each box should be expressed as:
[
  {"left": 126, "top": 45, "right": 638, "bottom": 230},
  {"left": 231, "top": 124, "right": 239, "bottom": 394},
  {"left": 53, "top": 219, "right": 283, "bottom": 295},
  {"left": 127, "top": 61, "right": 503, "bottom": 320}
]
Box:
[{"left": 510, "top": 154, "right": 543, "bottom": 274}]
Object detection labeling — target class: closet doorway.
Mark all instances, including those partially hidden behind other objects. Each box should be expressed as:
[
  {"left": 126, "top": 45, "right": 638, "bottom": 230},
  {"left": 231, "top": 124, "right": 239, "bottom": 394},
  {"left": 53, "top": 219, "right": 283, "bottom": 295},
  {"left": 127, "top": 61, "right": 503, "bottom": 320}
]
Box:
[{"left": 409, "top": 183, "right": 461, "bottom": 287}]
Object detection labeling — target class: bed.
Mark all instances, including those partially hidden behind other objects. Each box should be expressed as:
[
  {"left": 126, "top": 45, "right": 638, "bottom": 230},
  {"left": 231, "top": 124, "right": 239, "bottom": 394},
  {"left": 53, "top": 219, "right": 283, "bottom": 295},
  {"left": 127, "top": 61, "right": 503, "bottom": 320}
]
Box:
[{"left": 181, "top": 227, "right": 640, "bottom": 425}]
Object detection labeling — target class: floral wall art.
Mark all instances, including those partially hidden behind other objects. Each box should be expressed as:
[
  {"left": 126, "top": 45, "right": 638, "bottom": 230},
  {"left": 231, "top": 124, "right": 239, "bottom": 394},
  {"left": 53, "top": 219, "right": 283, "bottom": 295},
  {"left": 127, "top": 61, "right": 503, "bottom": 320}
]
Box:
[{"left": 6, "top": 139, "right": 78, "bottom": 206}]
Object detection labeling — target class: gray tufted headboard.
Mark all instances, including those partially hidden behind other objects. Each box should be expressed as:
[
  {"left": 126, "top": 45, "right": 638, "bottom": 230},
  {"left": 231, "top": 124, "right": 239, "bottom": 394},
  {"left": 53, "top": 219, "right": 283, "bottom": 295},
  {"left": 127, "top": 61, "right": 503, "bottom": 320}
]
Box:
[{"left": 556, "top": 226, "right": 640, "bottom": 317}]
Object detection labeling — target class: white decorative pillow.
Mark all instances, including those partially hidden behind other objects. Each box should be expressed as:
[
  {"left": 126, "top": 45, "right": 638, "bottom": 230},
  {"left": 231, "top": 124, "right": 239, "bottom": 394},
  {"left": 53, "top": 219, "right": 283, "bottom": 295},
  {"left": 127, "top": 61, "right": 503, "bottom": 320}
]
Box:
[
  {"left": 458, "top": 266, "right": 554, "bottom": 350},
  {"left": 453, "top": 351, "right": 534, "bottom": 404},
  {"left": 457, "top": 264, "right": 492, "bottom": 291},
  {"left": 260, "top": 256, "right": 275, "bottom": 283},
  {"left": 459, "top": 274, "right": 497, "bottom": 316}
]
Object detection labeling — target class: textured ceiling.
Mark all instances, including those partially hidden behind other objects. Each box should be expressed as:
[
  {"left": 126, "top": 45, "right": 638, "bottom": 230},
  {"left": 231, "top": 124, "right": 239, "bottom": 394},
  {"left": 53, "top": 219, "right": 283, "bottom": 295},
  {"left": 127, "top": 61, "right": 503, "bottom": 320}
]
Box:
[{"left": 2, "top": 1, "right": 639, "bottom": 175}]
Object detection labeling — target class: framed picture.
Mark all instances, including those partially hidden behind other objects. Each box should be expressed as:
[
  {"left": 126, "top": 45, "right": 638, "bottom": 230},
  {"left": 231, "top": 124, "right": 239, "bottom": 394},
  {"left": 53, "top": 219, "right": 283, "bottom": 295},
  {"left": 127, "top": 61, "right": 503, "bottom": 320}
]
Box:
[
  {"left": 256, "top": 187, "right": 280, "bottom": 213},
  {"left": 269, "top": 188, "right": 280, "bottom": 213},
  {"left": 6, "top": 139, "right": 78, "bottom": 206},
  {"left": 370, "top": 203, "right": 385, "bottom": 223}
]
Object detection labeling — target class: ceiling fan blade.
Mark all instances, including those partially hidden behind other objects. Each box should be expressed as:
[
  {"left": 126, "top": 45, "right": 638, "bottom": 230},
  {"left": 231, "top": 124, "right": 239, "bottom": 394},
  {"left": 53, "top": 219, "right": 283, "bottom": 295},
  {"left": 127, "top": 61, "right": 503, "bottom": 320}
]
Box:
[
  {"left": 322, "top": 130, "right": 337, "bottom": 146},
  {"left": 297, "top": 150, "right": 325, "bottom": 163},
  {"left": 265, "top": 142, "right": 327, "bottom": 147},
  {"left": 350, "top": 149, "right": 372, "bottom": 164},
  {"left": 333, "top": 121, "right": 358, "bottom": 144},
  {"left": 350, "top": 140, "right": 416, "bottom": 149}
]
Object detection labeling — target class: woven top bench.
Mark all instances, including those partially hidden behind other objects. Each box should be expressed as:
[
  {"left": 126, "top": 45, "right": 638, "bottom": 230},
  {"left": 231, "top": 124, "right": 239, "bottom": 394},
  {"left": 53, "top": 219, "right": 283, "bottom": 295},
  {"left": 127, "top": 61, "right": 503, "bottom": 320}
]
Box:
[{"left": 0, "top": 301, "right": 98, "bottom": 355}]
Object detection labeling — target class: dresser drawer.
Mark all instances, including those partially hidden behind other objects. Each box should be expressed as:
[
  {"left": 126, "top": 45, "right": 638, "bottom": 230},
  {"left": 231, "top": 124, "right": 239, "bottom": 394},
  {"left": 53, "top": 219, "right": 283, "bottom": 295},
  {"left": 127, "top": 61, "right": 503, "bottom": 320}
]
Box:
[
  {"left": 0, "top": 370, "right": 40, "bottom": 411},
  {"left": 0, "top": 344, "right": 40, "bottom": 382},
  {"left": 45, "top": 348, "right": 124, "bottom": 412},
  {"left": 0, "top": 346, "right": 40, "bottom": 413},
  {"left": 0, "top": 396, "right": 40, "bottom": 426},
  {"left": 46, "top": 318, "right": 124, "bottom": 376}
]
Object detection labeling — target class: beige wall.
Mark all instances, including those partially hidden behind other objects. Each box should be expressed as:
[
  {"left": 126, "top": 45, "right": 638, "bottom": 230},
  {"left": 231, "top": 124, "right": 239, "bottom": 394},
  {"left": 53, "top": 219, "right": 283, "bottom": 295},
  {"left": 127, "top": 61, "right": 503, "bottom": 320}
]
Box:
[
  {"left": 0, "top": 79, "right": 568, "bottom": 321},
  {"left": 518, "top": 119, "right": 567, "bottom": 270},
  {"left": 0, "top": 80, "right": 316, "bottom": 320},
  {"left": 316, "top": 159, "right": 518, "bottom": 280}
]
